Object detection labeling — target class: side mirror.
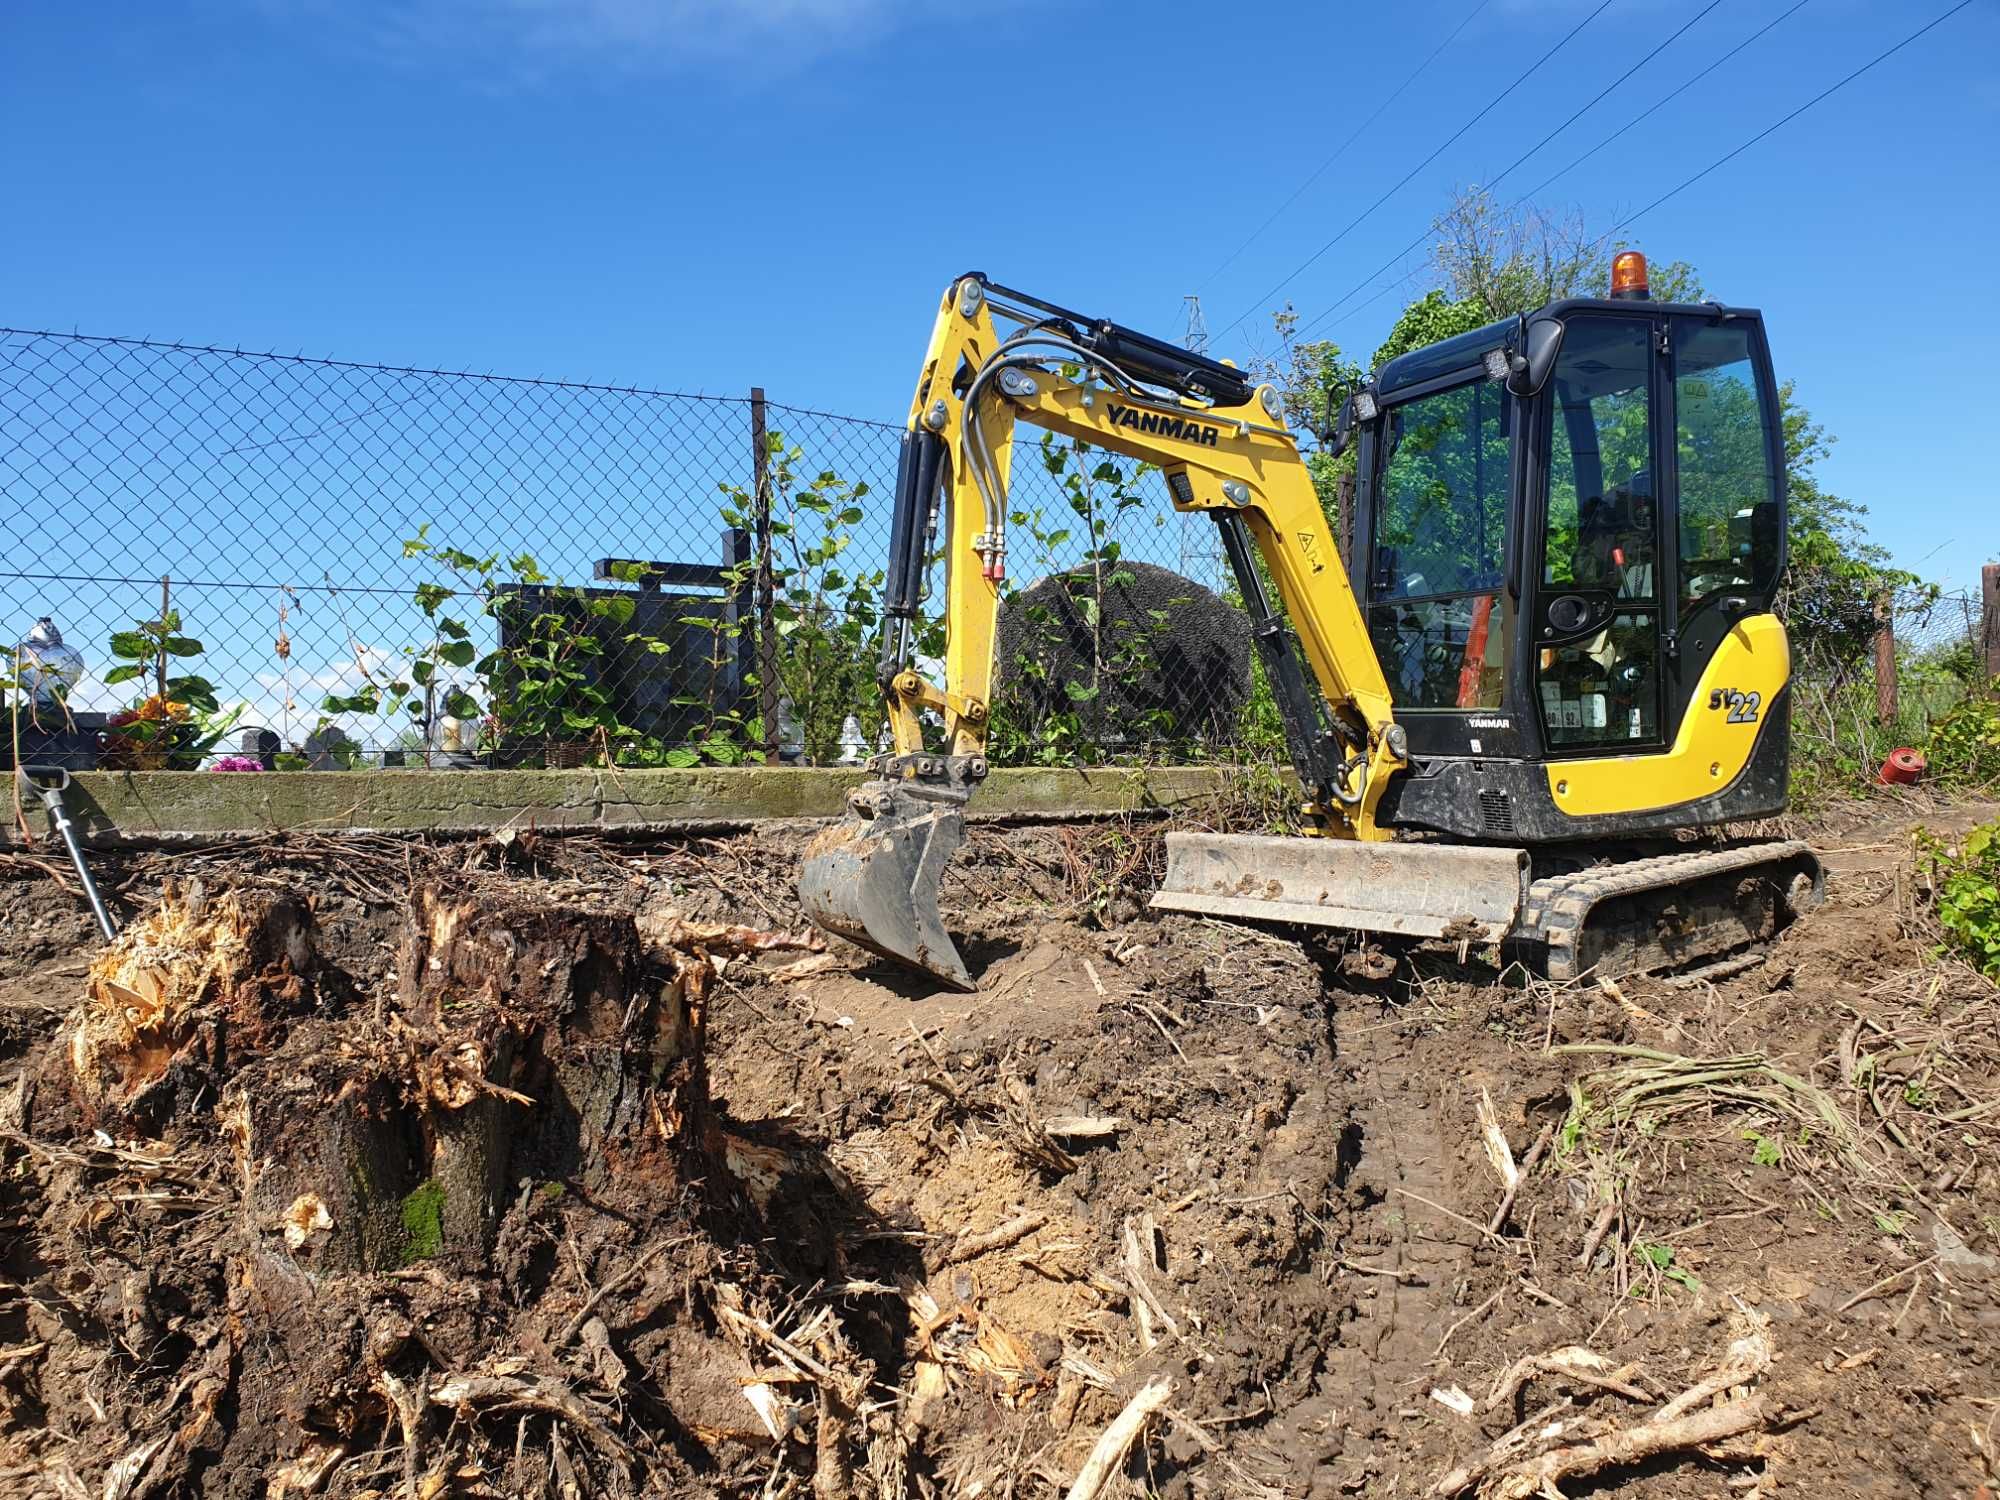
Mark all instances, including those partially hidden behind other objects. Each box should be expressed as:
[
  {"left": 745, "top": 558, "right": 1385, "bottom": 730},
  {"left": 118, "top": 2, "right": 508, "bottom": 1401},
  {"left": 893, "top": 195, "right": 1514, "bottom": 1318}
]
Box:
[
  {"left": 1505, "top": 316, "right": 1565, "bottom": 398},
  {"left": 1322, "top": 384, "right": 1375, "bottom": 460},
  {"left": 1324, "top": 390, "right": 1355, "bottom": 458}
]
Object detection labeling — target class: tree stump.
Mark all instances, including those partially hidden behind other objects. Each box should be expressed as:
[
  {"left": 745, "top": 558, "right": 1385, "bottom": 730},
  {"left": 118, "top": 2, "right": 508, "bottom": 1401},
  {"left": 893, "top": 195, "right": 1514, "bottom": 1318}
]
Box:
[
  {"left": 62, "top": 877, "right": 718, "bottom": 1274},
  {"left": 385, "top": 881, "right": 712, "bottom": 1261},
  {"left": 60, "top": 880, "right": 315, "bottom": 1136}
]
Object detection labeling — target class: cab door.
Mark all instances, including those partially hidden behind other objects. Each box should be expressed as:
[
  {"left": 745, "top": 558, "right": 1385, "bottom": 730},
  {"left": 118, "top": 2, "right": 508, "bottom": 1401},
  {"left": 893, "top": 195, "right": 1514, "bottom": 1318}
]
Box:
[
  {"left": 1530, "top": 314, "right": 1669, "bottom": 754},
  {"left": 1529, "top": 309, "right": 1786, "bottom": 764},
  {"left": 1662, "top": 314, "right": 1786, "bottom": 725}
]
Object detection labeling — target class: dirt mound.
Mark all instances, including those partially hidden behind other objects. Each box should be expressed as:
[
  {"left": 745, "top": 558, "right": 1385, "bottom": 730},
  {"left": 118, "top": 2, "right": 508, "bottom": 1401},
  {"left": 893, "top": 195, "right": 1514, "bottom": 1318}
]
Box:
[{"left": 1, "top": 802, "right": 1997, "bottom": 1498}]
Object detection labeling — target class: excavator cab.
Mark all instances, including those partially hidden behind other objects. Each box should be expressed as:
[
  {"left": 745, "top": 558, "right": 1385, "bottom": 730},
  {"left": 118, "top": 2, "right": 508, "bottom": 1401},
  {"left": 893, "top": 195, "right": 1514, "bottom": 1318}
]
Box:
[
  {"left": 1351, "top": 256, "right": 1794, "bottom": 843},
  {"left": 800, "top": 259, "right": 1821, "bottom": 990}
]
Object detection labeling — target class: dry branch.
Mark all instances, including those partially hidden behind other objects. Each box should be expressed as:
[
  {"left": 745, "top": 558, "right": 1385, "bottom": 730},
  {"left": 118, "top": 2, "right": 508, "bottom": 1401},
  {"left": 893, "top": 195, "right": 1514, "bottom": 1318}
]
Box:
[
  {"left": 1065, "top": 1376, "right": 1174, "bottom": 1500},
  {"left": 1493, "top": 1396, "right": 1769, "bottom": 1498}
]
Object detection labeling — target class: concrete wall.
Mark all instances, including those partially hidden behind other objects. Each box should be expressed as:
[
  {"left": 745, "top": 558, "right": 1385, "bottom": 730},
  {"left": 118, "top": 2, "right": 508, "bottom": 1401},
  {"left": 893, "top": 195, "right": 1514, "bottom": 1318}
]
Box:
[{"left": 9, "top": 765, "right": 1244, "bottom": 846}]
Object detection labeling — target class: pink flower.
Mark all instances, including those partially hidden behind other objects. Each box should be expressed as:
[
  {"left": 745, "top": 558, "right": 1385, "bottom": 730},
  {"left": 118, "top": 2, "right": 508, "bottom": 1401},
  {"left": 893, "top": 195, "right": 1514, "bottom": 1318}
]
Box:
[{"left": 211, "top": 756, "right": 265, "bottom": 773}]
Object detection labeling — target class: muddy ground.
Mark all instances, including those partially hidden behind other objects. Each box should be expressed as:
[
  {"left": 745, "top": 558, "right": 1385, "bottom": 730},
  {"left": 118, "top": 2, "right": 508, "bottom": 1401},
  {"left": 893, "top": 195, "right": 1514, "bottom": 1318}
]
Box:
[{"left": 1, "top": 791, "right": 1997, "bottom": 1499}]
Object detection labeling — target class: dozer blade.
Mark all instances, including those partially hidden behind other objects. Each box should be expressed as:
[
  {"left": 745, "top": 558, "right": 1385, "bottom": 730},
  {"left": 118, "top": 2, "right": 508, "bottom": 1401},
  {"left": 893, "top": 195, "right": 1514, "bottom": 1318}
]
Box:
[
  {"left": 798, "top": 780, "right": 975, "bottom": 991},
  {"left": 1151, "top": 832, "right": 1531, "bottom": 943}
]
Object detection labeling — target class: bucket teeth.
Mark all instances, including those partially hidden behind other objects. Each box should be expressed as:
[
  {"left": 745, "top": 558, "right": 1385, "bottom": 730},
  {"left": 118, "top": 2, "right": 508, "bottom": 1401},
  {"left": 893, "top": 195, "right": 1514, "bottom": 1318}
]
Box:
[{"left": 797, "top": 780, "right": 973, "bottom": 991}]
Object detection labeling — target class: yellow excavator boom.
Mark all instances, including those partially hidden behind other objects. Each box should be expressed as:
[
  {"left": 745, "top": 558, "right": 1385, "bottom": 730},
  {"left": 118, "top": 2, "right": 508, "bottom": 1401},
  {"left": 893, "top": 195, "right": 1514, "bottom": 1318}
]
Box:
[{"left": 798, "top": 274, "right": 1412, "bottom": 986}]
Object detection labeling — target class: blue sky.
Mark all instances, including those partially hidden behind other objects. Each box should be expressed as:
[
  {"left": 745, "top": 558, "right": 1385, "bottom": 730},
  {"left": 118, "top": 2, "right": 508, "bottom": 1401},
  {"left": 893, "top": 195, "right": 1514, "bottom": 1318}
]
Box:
[{"left": 3, "top": 0, "right": 1996, "bottom": 606}]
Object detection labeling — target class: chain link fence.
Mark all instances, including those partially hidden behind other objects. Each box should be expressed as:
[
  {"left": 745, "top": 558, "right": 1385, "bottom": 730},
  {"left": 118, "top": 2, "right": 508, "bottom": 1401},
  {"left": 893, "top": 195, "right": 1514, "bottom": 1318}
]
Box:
[
  {"left": 3, "top": 326, "right": 1988, "bottom": 779},
  {"left": 1, "top": 328, "right": 1238, "bottom": 769},
  {"left": 1786, "top": 577, "right": 1992, "bottom": 789}
]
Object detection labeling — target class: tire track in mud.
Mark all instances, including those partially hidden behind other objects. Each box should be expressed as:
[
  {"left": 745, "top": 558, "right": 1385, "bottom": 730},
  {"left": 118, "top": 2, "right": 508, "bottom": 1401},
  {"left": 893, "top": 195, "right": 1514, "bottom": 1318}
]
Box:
[{"left": 1315, "top": 1016, "right": 1475, "bottom": 1492}]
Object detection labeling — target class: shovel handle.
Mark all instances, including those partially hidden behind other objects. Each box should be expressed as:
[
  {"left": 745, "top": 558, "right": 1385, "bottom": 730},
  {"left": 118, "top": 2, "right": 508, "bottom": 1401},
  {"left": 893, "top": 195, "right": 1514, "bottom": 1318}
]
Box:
[{"left": 17, "top": 764, "right": 117, "bottom": 940}]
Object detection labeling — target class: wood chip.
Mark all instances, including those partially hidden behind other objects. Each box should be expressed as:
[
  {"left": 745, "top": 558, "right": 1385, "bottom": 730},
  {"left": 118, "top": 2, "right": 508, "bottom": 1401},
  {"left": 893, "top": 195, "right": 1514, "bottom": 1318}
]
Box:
[
  {"left": 1431, "top": 1385, "right": 1476, "bottom": 1416},
  {"left": 942, "top": 1211, "right": 1046, "bottom": 1266},
  {"left": 1476, "top": 1088, "right": 1519, "bottom": 1191}
]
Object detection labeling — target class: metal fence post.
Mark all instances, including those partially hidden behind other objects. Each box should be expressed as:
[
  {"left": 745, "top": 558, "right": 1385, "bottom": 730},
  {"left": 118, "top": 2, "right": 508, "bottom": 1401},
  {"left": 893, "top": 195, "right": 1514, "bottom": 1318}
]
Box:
[
  {"left": 1873, "top": 587, "right": 1897, "bottom": 724},
  {"left": 1984, "top": 563, "right": 2000, "bottom": 683},
  {"left": 750, "top": 387, "right": 779, "bottom": 760}
]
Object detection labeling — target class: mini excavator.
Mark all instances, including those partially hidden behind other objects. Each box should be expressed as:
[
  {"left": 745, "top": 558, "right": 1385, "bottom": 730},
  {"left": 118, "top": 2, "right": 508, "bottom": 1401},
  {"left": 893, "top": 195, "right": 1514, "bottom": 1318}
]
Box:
[{"left": 798, "top": 257, "right": 1823, "bottom": 989}]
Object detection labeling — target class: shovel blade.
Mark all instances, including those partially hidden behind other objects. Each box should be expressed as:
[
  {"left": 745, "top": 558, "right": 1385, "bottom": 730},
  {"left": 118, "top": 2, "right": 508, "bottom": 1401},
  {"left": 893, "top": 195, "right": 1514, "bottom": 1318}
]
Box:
[
  {"left": 1150, "top": 832, "right": 1530, "bottom": 943},
  {"left": 798, "top": 782, "right": 974, "bottom": 991}
]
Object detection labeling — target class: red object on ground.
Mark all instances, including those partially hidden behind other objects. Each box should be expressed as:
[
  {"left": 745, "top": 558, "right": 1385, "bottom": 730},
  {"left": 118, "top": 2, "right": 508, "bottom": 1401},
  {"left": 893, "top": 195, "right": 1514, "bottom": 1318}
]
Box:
[{"left": 1879, "top": 747, "right": 1927, "bottom": 785}]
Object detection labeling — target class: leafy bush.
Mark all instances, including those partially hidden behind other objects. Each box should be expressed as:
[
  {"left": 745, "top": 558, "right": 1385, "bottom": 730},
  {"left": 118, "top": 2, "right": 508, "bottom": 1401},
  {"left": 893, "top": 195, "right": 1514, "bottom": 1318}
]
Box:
[
  {"left": 717, "top": 432, "right": 882, "bottom": 765},
  {"left": 1924, "top": 688, "right": 2000, "bottom": 786},
  {"left": 1917, "top": 819, "right": 2000, "bottom": 979},
  {"left": 326, "top": 531, "right": 641, "bottom": 764}
]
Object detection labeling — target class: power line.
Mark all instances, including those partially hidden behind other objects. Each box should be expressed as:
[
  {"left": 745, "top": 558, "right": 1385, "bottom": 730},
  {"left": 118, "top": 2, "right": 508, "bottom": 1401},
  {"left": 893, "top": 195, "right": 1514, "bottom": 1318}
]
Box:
[
  {"left": 1214, "top": 0, "right": 1617, "bottom": 343},
  {"left": 1514, "top": 0, "right": 1812, "bottom": 208},
  {"left": 1304, "top": 0, "right": 1973, "bottom": 357},
  {"left": 1473, "top": 0, "right": 1725, "bottom": 222},
  {"left": 1590, "top": 0, "right": 1976, "bottom": 250},
  {"left": 1295, "top": 0, "right": 1741, "bottom": 339},
  {"left": 1197, "top": 0, "right": 1491, "bottom": 292}
]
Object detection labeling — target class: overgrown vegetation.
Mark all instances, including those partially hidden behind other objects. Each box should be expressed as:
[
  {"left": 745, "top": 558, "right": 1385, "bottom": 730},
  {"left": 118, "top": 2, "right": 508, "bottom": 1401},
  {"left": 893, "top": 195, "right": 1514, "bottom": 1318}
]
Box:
[
  {"left": 323, "top": 529, "right": 642, "bottom": 766},
  {"left": 1918, "top": 818, "right": 2000, "bottom": 979},
  {"left": 715, "top": 429, "right": 883, "bottom": 765}
]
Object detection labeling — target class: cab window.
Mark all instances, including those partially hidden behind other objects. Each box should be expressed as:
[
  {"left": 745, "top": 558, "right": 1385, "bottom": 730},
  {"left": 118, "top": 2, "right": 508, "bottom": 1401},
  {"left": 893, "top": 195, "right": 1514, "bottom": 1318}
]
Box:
[
  {"left": 1371, "top": 379, "right": 1508, "bottom": 601},
  {"left": 1368, "top": 375, "right": 1510, "bottom": 710},
  {"left": 1673, "top": 321, "right": 1780, "bottom": 607},
  {"left": 1543, "top": 318, "right": 1656, "bottom": 600}
]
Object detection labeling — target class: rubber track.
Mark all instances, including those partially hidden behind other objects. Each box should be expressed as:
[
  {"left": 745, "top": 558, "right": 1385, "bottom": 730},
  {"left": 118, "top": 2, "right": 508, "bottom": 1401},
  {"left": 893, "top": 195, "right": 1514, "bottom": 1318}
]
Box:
[{"left": 1517, "top": 839, "right": 1822, "bottom": 982}]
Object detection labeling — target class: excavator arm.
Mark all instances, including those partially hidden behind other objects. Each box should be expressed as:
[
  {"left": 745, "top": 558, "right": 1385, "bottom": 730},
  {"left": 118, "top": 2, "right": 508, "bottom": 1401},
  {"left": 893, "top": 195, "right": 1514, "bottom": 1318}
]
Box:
[{"left": 799, "top": 274, "right": 1410, "bottom": 987}]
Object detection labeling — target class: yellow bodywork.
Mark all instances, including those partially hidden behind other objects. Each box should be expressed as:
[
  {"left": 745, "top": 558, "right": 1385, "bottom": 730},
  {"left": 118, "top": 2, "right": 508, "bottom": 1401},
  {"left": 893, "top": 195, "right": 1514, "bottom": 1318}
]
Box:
[
  {"left": 1547, "top": 613, "right": 1790, "bottom": 816},
  {"left": 890, "top": 276, "right": 1403, "bottom": 840}
]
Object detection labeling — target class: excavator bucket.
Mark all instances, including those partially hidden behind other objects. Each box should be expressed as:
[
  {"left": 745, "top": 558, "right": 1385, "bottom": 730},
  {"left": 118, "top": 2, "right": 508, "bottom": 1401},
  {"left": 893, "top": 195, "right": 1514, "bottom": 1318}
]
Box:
[
  {"left": 797, "top": 780, "right": 975, "bottom": 991},
  {"left": 1150, "top": 833, "right": 1532, "bottom": 943}
]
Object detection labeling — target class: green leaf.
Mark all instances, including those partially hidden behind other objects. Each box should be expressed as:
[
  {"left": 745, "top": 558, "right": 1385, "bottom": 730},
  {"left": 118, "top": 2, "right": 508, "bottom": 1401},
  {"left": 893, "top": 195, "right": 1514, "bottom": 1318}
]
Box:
[
  {"left": 438, "top": 640, "right": 477, "bottom": 668},
  {"left": 102, "top": 663, "right": 144, "bottom": 685},
  {"left": 108, "top": 631, "right": 152, "bottom": 658},
  {"left": 662, "top": 747, "right": 702, "bottom": 768},
  {"left": 414, "top": 582, "right": 455, "bottom": 614},
  {"left": 163, "top": 636, "right": 203, "bottom": 657},
  {"left": 166, "top": 675, "right": 218, "bottom": 711},
  {"left": 444, "top": 691, "right": 481, "bottom": 719},
  {"left": 411, "top": 660, "right": 436, "bottom": 686}
]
